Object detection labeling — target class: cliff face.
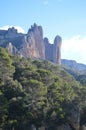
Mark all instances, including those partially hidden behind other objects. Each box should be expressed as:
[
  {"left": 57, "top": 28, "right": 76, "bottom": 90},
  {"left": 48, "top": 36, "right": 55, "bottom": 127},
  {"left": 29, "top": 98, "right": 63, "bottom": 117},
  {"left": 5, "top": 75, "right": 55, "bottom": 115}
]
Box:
[
  {"left": 53, "top": 35, "right": 62, "bottom": 64},
  {"left": 44, "top": 35, "right": 62, "bottom": 64},
  {"left": 0, "top": 23, "right": 62, "bottom": 64},
  {"left": 20, "top": 23, "right": 45, "bottom": 59},
  {"left": 44, "top": 38, "right": 53, "bottom": 62},
  {"left": 6, "top": 42, "right": 18, "bottom": 55}
]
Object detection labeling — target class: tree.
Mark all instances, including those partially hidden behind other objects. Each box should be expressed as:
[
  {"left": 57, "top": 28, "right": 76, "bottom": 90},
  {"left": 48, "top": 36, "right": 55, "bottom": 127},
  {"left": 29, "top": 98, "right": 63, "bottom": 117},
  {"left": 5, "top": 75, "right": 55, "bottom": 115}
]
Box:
[
  {"left": 0, "top": 47, "right": 15, "bottom": 83},
  {"left": 0, "top": 91, "right": 8, "bottom": 129}
]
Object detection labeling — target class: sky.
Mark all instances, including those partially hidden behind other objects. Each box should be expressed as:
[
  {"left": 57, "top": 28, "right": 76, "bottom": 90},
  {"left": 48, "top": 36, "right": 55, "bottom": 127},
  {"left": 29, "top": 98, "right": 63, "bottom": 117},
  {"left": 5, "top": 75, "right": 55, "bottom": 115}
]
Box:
[{"left": 0, "top": 0, "right": 86, "bottom": 64}]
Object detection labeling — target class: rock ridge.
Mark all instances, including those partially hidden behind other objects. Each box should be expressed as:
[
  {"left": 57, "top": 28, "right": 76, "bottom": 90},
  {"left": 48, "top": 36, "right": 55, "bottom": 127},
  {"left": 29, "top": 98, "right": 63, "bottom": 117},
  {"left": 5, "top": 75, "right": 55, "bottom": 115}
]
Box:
[{"left": 0, "top": 23, "right": 62, "bottom": 64}]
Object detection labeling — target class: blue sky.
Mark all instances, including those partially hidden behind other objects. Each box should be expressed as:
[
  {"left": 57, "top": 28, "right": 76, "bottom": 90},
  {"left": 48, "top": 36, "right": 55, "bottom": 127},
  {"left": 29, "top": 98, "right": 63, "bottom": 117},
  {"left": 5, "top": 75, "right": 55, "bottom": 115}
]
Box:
[{"left": 0, "top": 0, "right": 86, "bottom": 64}]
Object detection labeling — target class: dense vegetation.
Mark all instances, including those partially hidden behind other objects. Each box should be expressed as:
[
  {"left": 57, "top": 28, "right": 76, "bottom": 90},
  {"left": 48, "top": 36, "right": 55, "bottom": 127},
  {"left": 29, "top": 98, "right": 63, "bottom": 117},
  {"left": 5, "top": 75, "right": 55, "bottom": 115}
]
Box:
[{"left": 0, "top": 47, "right": 86, "bottom": 130}]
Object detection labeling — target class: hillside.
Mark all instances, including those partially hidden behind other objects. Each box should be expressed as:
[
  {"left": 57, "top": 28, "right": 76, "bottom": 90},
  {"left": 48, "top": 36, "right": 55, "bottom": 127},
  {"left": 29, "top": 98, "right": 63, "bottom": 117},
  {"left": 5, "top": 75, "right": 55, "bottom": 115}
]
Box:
[
  {"left": 62, "top": 59, "right": 86, "bottom": 73},
  {"left": 0, "top": 47, "right": 86, "bottom": 130}
]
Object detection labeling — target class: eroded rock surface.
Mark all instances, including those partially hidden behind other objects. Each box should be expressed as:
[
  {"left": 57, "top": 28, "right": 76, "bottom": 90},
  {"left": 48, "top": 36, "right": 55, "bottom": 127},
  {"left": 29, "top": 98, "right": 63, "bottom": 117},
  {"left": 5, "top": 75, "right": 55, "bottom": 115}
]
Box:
[{"left": 0, "top": 23, "right": 62, "bottom": 64}]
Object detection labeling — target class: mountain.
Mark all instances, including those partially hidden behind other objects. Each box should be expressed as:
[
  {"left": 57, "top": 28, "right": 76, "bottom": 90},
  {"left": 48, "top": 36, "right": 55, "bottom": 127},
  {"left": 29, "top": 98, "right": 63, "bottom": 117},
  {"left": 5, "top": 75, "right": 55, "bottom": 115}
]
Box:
[
  {"left": 0, "top": 23, "right": 62, "bottom": 64},
  {"left": 62, "top": 59, "right": 86, "bottom": 73},
  {"left": 1, "top": 23, "right": 86, "bottom": 70}
]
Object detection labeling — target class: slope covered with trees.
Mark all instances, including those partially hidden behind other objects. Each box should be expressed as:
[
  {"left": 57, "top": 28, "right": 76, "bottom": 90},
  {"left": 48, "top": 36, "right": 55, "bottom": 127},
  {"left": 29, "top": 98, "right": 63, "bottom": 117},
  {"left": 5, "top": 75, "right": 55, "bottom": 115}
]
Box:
[{"left": 0, "top": 47, "right": 86, "bottom": 130}]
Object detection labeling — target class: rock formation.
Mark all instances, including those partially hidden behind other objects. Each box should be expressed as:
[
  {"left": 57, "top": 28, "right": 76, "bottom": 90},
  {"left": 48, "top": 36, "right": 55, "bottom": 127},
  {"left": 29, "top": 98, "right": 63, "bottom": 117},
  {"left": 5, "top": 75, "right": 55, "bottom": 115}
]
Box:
[
  {"left": 6, "top": 42, "right": 18, "bottom": 55},
  {"left": 53, "top": 35, "right": 62, "bottom": 64},
  {"left": 44, "top": 35, "right": 62, "bottom": 64},
  {"left": 44, "top": 37, "right": 53, "bottom": 62},
  {"left": 20, "top": 23, "right": 45, "bottom": 59},
  {"left": 0, "top": 23, "right": 62, "bottom": 64}
]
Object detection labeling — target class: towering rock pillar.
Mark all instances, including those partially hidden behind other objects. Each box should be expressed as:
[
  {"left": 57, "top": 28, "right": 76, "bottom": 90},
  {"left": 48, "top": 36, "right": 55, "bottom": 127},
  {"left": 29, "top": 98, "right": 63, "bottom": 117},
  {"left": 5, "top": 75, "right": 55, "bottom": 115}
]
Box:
[
  {"left": 44, "top": 37, "right": 53, "bottom": 61},
  {"left": 21, "top": 23, "right": 45, "bottom": 59},
  {"left": 53, "top": 35, "right": 62, "bottom": 65}
]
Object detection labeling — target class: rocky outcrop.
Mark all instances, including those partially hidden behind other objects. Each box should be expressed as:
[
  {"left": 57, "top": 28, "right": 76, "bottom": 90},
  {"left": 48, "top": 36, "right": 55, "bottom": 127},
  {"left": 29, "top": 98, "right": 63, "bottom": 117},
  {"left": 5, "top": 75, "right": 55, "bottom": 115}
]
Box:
[
  {"left": 44, "top": 35, "right": 62, "bottom": 64},
  {"left": 0, "top": 27, "right": 23, "bottom": 40},
  {"left": 53, "top": 35, "right": 62, "bottom": 64},
  {"left": 44, "top": 38, "right": 53, "bottom": 62},
  {"left": 0, "top": 27, "right": 23, "bottom": 50},
  {"left": 6, "top": 42, "right": 18, "bottom": 55},
  {"left": 20, "top": 23, "right": 45, "bottom": 59},
  {"left": 0, "top": 23, "right": 62, "bottom": 64}
]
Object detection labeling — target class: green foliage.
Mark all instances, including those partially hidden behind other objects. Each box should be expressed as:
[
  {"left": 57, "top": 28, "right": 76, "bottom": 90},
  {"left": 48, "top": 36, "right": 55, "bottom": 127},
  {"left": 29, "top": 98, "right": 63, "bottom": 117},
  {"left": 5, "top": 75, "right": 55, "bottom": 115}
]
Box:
[
  {"left": 0, "top": 48, "right": 86, "bottom": 129},
  {"left": 0, "top": 47, "right": 12, "bottom": 67},
  {"left": 0, "top": 91, "right": 8, "bottom": 128},
  {"left": 77, "top": 74, "right": 86, "bottom": 86},
  {"left": 0, "top": 47, "right": 15, "bottom": 85}
]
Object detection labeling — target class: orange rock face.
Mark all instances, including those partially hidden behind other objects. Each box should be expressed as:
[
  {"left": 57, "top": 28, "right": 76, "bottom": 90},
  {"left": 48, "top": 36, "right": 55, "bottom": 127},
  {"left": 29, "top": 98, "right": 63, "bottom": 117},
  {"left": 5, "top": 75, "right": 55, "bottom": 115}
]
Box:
[
  {"left": 0, "top": 23, "right": 62, "bottom": 65},
  {"left": 21, "top": 23, "right": 45, "bottom": 59},
  {"left": 53, "top": 35, "right": 62, "bottom": 65}
]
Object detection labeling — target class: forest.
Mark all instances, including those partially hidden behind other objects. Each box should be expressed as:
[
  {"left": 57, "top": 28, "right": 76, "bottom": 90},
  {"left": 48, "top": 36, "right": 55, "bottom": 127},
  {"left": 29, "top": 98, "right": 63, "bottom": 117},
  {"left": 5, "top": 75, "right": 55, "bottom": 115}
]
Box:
[{"left": 0, "top": 47, "right": 86, "bottom": 130}]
